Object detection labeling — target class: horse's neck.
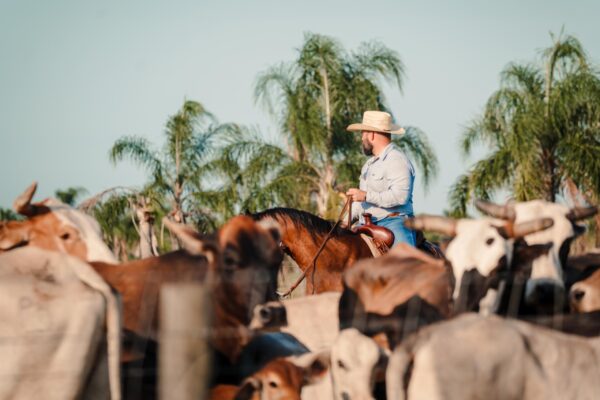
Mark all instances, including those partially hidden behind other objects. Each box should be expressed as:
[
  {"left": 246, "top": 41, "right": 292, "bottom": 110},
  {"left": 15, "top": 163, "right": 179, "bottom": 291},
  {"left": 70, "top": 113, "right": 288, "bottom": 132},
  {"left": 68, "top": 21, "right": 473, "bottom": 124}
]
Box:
[{"left": 284, "top": 230, "right": 368, "bottom": 272}]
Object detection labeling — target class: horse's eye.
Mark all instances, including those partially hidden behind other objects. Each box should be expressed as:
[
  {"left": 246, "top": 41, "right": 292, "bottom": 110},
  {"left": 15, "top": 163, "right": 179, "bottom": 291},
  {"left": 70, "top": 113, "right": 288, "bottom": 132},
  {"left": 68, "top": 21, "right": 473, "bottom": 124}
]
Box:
[
  {"left": 486, "top": 237, "right": 495, "bottom": 246},
  {"left": 337, "top": 359, "right": 347, "bottom": 370},
  {"left": 269, "top": 380, "right": 278, "bottom": 388},
  {"left": 61, "top": 232, "right": 71, "bottom": 240}
]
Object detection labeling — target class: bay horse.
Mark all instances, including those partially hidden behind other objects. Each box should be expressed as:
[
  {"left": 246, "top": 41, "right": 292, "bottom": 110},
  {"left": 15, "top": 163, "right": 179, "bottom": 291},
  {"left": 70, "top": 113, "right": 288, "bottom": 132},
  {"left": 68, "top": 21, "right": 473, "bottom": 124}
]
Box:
[{"left": 252, "top": 208, "right": 375, "bottom": 294}]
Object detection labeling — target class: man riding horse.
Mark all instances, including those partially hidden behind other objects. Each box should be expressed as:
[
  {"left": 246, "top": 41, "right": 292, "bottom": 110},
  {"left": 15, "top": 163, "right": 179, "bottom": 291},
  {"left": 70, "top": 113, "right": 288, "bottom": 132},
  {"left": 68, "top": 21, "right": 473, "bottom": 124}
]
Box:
[{"left": 345, "top": 111, "right": 417, "bottom": 247}]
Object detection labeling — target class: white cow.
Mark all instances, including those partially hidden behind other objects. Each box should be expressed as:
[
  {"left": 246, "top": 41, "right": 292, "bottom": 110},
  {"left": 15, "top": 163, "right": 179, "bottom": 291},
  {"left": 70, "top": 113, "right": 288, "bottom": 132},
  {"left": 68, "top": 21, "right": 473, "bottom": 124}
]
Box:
[
  {"left": 387, "top": 313, "right": 600, "bottom": 400},
  {"left": 251, "top": 292, "right": 341, "bottom": 351},
  {"left": 0, "top": 247, "right": 121, "bottom": 399},
  {"left": 329, "top": 329, "right": 388, "bottom": 400},
  {"left": 405, "top": 215, "right": 553, "bottom": 314},
  {"left": 0, "top": 182, "right": 116, "bottom": 263},
  {"left": 476, "top": 200, "right": 597, "bottom": 311}
]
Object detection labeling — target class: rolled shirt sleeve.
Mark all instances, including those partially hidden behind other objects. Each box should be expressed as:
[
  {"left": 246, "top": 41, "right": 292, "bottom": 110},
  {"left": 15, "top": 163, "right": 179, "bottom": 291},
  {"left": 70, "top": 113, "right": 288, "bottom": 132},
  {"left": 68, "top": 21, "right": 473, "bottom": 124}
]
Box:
[{"left": 365, "top": 153, "right": 414, "bottom": 208}]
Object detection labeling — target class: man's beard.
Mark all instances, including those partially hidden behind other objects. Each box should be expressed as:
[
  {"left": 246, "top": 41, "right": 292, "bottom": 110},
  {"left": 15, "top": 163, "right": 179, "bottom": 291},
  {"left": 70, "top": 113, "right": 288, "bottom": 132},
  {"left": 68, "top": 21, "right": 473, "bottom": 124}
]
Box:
[{"left": 362, "top": 139, "right": 373, "bottom": 156}]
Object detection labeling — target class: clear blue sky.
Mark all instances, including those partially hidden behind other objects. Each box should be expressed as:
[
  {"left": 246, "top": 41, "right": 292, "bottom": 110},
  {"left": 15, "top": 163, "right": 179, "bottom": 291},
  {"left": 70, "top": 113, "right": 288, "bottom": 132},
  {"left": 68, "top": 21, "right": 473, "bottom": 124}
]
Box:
[{"left": 1, "top": 0, "right": 599, "bottom": 214}]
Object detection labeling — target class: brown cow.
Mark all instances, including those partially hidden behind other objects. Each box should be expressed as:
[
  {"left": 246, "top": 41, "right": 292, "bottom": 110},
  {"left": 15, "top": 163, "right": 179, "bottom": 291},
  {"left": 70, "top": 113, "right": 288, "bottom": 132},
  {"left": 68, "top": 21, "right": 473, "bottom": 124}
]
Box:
[
  {"left": 570, "top": 264, "right": 600, "bottom": 312},
  {"left": 91, "top": 215, "right": 283, "bottom": 363},
  {"left": 90, "top": 215, "right": 283, "bottom": 399},
  {"left": 0, "top": 182, "right": 116, "bottom": 262},
  {"left": 208, "top": 355, "right": 329, "bottom": 400},
  {"left": 339, "top": 243, "right": 452, "bottom": 349}
]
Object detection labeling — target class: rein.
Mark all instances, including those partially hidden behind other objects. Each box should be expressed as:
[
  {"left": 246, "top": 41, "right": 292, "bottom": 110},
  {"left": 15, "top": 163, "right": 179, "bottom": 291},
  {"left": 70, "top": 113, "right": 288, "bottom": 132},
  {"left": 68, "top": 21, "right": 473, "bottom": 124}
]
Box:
[{"left": 278, "top": 198, "right": 352, "bottom": 298}]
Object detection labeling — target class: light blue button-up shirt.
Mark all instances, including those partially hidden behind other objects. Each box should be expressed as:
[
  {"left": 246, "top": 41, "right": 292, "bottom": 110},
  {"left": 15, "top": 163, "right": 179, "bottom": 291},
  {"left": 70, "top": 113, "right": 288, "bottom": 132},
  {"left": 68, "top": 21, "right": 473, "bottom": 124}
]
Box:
[{"left": 352, "top": 143, "right": 415, "bottom": 222}]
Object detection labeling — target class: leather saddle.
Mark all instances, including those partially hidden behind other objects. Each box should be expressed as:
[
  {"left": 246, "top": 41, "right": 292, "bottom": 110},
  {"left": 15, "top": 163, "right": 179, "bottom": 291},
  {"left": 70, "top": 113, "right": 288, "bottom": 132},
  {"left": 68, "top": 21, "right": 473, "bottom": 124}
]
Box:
[
  {"left": 353, "top": 213, "right": 444, "bottom": 258},
  {"left": 352, "top": 213, "right": 395, "bottom": 251}
]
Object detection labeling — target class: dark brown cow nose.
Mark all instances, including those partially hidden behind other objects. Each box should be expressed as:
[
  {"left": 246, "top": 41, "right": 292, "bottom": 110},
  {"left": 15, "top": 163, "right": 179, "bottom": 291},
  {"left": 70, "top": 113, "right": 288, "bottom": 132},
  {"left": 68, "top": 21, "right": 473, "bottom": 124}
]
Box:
[{"left": 570, "top": 289, "right": 585, "bottom": 303}]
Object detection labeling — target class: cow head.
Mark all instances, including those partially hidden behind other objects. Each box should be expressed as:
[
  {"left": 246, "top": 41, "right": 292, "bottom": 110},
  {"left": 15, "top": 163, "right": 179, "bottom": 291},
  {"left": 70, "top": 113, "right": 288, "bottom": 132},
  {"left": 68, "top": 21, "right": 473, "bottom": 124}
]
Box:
[
  {"left": 405, "top": 215, "right": 553, "bottom": 313},
  {"left": 476, "top": 200, "right": 597, "bottom": 311},
  {"left": 164, "top": 215, "right": 284, "bottom": 361},
  {"left": 235, "top": 355, "right": 329, "bottom": 400},
  {"left": 0, "top": 182, "right": 116, "bottom": 262},
  {"left": 330, "top": 328, "right": 388, "bottom": 400}
]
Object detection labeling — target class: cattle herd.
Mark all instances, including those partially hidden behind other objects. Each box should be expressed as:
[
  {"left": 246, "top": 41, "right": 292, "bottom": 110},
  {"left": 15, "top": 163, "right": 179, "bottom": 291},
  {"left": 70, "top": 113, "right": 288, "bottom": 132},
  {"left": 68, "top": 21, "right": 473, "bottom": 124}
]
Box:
[{"left": 1, "top": 182, "right": 600, "bottom": 400}]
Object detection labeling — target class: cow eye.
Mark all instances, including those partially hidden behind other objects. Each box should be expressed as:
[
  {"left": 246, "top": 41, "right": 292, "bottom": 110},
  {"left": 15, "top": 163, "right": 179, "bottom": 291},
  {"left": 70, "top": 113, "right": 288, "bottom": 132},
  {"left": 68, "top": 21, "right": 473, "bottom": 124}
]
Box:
[
  {"left": 224, "top": 255, "right": 239, "bottom": 268},
  {"left": 486, "top": 237, "right": 495, "bottom": 245},
  {"left": 223, "top": 249, "right": 240, "bottom": 269},
  {"left": 269, "top": 381, "right": 278, "bottom": 388}
]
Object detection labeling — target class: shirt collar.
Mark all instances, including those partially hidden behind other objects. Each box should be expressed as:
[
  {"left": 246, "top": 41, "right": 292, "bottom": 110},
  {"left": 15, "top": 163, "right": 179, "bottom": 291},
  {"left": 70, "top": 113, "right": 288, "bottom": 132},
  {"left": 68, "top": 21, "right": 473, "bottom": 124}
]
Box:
[{"left": 368, "top": 143, "right": 395, "bottom": 164}]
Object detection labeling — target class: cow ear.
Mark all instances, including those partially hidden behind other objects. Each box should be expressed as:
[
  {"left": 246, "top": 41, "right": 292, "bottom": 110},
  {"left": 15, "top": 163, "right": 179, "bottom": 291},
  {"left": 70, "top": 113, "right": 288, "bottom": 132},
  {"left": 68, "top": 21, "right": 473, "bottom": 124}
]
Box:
[
  {"left": 234, "top": 377, "right": 261, "bottom": 400},
  {"left": 162, "top": 218, "right": 217, "bottom": 261},
  {"left": 0, "top": 223, "right": 30, "bottom": 251}
]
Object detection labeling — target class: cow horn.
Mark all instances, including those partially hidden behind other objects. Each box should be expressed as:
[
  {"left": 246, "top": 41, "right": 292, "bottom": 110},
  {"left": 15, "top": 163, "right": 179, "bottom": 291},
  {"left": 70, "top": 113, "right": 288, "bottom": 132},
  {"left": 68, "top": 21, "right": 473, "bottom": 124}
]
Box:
[
  {"left": 404, "top": 215, "right": 457, "bottom": 237},
  {"left": 566, "top": 206, "right": 598, "bottom": 221},
  {"left": 13, "top": 182, "right": 38, "bottom": 216},
  {"left": 474, "top": 199, "right": 516, "bottom": 221},
  {"left": 511, "top": 218, "right": 554, "bottom": 238}
]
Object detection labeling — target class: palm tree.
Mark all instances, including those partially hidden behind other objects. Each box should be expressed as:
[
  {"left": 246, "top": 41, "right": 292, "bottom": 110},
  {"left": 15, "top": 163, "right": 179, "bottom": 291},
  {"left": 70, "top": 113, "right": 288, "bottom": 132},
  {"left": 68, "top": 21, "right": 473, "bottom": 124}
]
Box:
[
  {"left": 110, "top": 100, "right": 220, "bottom": 232},
  {"left": 216, "top": 33, "right": 438, "bottom": 218},
  {"left": 0, "top": 208, "right": 21, "bottom": 221},
  {"left": 449, "top": 33, "right": 600, "bottom": 217},
  {"left": 55, "top": 187, "right": 88, "bottom": 207},
  {"left": 88, "top": 193, "right": 138, "bottom": 260}
]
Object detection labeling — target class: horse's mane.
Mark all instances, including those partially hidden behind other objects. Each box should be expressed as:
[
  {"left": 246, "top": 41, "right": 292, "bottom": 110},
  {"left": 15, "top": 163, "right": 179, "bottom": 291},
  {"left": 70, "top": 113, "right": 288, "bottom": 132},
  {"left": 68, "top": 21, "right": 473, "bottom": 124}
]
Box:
[{"left": 251, "top": 207, "right": 352, "bottom": 240}]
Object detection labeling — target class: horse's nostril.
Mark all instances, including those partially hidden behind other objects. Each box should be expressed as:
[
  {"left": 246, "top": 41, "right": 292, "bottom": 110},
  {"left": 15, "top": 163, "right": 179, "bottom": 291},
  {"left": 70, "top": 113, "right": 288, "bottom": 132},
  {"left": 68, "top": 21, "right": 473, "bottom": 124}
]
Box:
[
  {"left": 571, "top": 289, "right": 585, "bottom": 302},
  {"left": 341, "top": 392, "right": 351, "bottom": 400}
]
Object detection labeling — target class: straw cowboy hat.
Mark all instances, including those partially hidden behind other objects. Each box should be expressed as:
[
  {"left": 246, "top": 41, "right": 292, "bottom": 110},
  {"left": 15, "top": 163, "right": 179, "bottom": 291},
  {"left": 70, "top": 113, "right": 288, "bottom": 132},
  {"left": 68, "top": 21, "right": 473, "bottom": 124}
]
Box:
[{"left": 346, "top": 111, "right": 405, "bottom": 135}]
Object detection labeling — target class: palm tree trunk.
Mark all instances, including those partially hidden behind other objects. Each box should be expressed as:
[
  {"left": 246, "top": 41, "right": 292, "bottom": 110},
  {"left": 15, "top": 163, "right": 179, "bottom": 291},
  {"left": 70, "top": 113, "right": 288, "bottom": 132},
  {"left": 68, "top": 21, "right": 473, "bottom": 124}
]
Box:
[
  {"left": 112, "top": 236, "right": 121, "bottom": 260},
  {"left": 316, "top": 164, "right": 335, "bottom": 217},
  {"left": 316, "top": 65, "right": 338, "bottom": 218},
  {"left": 320, "top": 66, "right": 333, "bottom": 143},
  {"left": 120, "top": 239, "right": 129, "bottom": 261},
  {"left": 135, "top": 197, "right": 157, "bottom": 258}
]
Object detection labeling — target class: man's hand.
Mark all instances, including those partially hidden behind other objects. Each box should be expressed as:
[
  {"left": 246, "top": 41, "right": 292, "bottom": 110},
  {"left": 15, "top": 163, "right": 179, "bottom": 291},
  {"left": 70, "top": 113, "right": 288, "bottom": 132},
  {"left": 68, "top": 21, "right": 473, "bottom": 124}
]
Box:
[{"left": 346, "top": 188, "right": 367, "bottom": 202}]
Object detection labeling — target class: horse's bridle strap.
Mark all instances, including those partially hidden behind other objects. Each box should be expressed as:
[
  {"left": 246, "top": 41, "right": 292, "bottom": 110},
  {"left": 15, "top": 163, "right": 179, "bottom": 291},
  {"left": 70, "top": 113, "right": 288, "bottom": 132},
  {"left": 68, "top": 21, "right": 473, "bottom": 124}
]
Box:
[{"left": 278, "top": 198, "right": 352, "bottom": 298}]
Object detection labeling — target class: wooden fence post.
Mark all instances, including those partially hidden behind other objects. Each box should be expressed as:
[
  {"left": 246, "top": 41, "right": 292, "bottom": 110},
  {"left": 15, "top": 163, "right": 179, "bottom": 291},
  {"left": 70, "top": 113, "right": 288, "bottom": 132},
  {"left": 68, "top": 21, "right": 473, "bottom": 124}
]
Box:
[{"left": 160, "top": 283, "right": 212, "bottom": 400}]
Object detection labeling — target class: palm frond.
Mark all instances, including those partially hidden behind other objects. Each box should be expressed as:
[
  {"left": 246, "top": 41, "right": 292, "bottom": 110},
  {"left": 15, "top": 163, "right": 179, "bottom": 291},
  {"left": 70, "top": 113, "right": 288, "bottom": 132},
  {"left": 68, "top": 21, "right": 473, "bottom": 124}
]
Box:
[{"left": 394, "top": 127, "right": 439, "bottom": 190}]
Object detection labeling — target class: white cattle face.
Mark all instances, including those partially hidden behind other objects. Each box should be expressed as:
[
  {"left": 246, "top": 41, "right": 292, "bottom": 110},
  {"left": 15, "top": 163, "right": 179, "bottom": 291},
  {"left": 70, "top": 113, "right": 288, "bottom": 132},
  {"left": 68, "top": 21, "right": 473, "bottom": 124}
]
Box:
[
  {"left": 514, "top": 201, "right": 577, "bottom": 304},
  {"left": 330, "top": 328, "right": 388, "bottom": 400},
  {"left": 445, "top": 218, "right": 514, "bottom": 300},
  {"left": 405, "top": 215, "right": 553, "bottom": 314},
  {"left": 476, "top": 199, "right": 597, "bottom": 311},
  {"left": 0, "top": 183, "right": 116, "bottom": 263}
]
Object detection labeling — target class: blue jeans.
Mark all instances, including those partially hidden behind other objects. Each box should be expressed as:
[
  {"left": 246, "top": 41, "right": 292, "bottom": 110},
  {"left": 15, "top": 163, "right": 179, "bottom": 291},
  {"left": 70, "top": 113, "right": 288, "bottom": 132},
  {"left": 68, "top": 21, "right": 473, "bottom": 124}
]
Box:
[{"left": 374, "top": 215, "right": 416, "bottom": 247}]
